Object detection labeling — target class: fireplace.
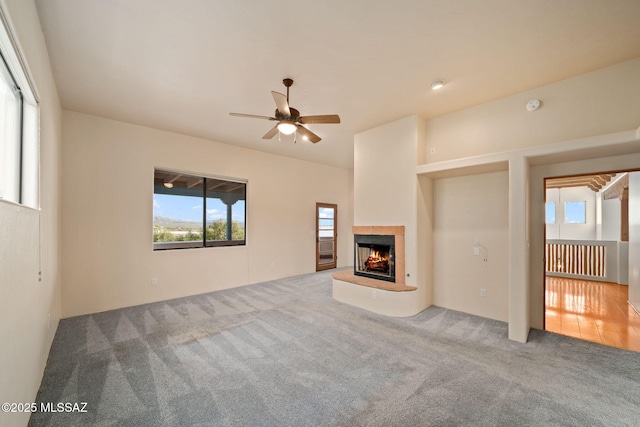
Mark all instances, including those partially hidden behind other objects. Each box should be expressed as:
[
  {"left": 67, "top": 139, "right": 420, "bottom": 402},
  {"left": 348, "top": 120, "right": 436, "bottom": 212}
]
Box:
[{"left": 354, "top": 234, "right": 395, "bottom": 282}]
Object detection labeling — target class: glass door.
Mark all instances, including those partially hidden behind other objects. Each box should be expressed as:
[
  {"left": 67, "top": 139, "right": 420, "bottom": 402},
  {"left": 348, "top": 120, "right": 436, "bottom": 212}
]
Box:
[{"left": 316, "top": 203, "right": 337, "bottom": 271}]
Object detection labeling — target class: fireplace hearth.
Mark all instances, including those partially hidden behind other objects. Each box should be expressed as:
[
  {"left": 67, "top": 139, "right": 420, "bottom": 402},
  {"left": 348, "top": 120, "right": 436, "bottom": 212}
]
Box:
[{"left": 354, "top": 234, "right": 395, "bottom": 282}]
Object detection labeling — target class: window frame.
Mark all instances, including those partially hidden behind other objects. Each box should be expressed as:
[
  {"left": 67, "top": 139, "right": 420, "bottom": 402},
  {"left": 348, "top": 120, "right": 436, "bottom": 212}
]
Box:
[
  {"left": 153, "top": 169, "right": 247, "bottom": 251},
  {"left": 0, "top": 8, "right": 39, "bottom": 208},
  {"left": 0, "top": 50, "right": 22, "bottom": 203}
]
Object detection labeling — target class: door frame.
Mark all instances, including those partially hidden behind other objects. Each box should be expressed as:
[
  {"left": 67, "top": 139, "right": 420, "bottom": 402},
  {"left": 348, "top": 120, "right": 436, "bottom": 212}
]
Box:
[
  {"left": 542, "top": 169, "right": 634, "bottom": 331},
  {"left": 316, "top": 203, "right": 337, "bottom": 271}
]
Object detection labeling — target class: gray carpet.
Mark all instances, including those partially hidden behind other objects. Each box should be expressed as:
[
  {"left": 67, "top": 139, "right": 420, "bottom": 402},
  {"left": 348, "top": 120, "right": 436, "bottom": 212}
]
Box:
[{"left": 30, "top": 269, "right": 640, "bottom": 426}]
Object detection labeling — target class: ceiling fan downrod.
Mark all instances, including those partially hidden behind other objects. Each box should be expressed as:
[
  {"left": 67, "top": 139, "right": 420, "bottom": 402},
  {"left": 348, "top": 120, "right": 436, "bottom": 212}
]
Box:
[{"left": 283, "top": 78, "right": 293, "bottom": 103}]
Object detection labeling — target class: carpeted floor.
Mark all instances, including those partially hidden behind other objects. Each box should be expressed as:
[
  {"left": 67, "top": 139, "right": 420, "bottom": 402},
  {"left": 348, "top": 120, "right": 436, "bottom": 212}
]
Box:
[{"left": 30, "top": 269, "right": 640, "bottom": 426}]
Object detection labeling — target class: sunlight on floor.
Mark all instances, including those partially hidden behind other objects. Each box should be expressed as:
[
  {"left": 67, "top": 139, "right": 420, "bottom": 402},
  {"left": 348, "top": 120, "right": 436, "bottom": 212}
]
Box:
[{"left": 545, "top": 277, "right": 640, "bottom": 352}]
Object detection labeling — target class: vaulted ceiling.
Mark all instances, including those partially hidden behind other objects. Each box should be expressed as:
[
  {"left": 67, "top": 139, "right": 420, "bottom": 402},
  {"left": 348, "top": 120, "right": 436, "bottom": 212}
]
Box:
[{"left": 34, "top": 0, "right": 640, "bottom": 169}]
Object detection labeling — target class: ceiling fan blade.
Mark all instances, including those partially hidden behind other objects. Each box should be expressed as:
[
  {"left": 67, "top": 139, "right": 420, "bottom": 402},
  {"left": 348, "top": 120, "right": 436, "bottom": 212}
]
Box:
[
  {"left": 298, "top": 114, "right": 341, "bottom": 124},
  {"left": 230, "top": 112, "right": 276, "bottom": 120},
  {"left": 262, "top": 126, "right": 279, "bottom": 139},
  {"left": 296, "top": 125, "right": 321, "bottom": 143},
  {"left": 271, "top": 91, "right": 291, "bottom": 117}
]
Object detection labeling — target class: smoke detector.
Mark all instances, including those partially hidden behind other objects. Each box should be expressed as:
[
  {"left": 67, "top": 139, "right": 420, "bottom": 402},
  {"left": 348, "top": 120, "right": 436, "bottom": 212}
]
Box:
[{"left": 526, "top": 99, "right": 541, "bottom": 112}]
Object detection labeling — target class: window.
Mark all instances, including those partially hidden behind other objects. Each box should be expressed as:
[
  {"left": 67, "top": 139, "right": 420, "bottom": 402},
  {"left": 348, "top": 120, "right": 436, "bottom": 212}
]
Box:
[
  {"left": 565, "top": 201, "right": 586, "bottom": 224},
  {"left": 153, "top": 169, "right": 246, "bottom": 250},
  {"left": 545, "top": 202, "right": 555, "bottom": 224},
  {"left": 0, "top": 53, "right": 21, "bottom": 202},
  {"left": 0, "top": 11, "right": 39, "bottom": 207}
]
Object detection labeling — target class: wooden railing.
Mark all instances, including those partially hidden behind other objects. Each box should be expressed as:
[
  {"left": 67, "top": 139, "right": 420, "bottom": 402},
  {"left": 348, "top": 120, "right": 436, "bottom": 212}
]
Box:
[
  {"left": 545, "top": 239, "right": 626, "bottom": 283},
  {"left": 545, "top": 241, "right": 606, "bottom": 278}
]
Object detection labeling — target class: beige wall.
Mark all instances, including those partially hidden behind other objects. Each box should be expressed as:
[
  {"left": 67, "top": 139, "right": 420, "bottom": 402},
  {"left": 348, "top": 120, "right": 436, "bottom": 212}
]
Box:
[
  {"left": 425, "top": 58, "right": 640, "bottom": 163},
  {"left": 0, "top": 1, "right": 62, "bottom": 426},
  {"left": 433, "top": 171, "right": 509, "bottom": 321},
  {"left": 61, "top": 111, "right": 353, "bottom": 317}
]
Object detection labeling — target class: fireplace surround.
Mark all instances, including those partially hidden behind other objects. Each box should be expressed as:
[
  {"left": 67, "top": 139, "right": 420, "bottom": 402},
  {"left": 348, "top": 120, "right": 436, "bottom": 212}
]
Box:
[
  {"left": 332, "top": 225, "right": 415, "bottom": 317},
  {"left": 354, "top": 234, "right": 395, "bottom": 282},
  {"left": 351, "top": 225, "right": 406, "bottom": 285},
  {"left": 332, "top": 224, "right": 415, "bottom": 317}
]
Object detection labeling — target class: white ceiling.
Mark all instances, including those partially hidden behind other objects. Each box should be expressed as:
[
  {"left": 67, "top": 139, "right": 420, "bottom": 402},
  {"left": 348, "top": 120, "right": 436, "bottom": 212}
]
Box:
[{"left": 34, "top": 0, "right": 640, "bottom": 170}]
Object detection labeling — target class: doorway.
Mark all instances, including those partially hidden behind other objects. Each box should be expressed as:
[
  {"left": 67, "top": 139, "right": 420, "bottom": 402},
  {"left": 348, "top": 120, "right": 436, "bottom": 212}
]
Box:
[
  {"left": 543, "top": 171, "right": 640, "bottom": 351},
  {"left": 316, "top": 203, "right": 337, "bottom": 271}
]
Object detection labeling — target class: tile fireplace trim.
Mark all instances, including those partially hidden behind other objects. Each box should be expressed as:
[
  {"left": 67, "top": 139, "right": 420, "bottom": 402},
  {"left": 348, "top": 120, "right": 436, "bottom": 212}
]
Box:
[
  {"left": 352, "top": 226, "right": 404, "bottom": 236},
  {"left": 352, "top": 225, "right": 405, "bottom": 285}
]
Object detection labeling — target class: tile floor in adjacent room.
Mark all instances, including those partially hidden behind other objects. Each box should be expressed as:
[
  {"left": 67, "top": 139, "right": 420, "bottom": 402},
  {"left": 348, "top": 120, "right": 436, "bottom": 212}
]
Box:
[{"left": 545, "top": 277, "right": 640, "bottom": 352}]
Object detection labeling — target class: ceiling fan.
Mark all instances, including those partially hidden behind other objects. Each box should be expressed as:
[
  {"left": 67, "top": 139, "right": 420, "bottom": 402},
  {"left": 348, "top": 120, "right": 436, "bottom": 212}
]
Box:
[{"left": 229, "top": 78, "right": 340, "bottom": 143}]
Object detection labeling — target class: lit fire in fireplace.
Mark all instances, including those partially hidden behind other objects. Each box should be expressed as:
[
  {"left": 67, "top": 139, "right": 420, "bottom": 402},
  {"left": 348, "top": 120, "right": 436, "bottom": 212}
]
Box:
[
  {"left": 365, "top": 249, "right": 389, "bottom": 273},
  {"left": 353, "top": 230, "right": 400, "bottom": 283},
  {"left": 354, "top": 233, "right": 395, "bottom": 282}
]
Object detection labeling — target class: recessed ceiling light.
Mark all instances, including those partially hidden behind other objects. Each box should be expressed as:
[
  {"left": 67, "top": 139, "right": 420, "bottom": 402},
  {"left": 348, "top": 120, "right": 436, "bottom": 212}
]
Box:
[{"left": 431, "top": 81, "right": 445, "bottom": 90}]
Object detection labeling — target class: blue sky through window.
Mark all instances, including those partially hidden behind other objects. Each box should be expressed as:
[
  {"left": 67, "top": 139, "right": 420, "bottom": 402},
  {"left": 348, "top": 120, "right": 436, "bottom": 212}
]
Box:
[
  {"left": 318, "top": 207, "right": 334, "bottom": 239},
  {"left": 564, "top": 201, "right": 586, "bottom": 224},
  {"left": 319, "top": 207, "right": 334, "bottom": 219},
  {"left": 545, "top": 202, "right": 555, "bottom": 224},
  {"left": 154, "top": 194, "right": 243, "bottom": 222}
]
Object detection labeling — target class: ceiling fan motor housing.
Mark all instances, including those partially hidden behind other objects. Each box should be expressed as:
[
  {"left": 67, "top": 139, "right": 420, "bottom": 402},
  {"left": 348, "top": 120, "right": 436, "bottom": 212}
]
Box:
[{"left": 275, "top": 107, "right": 300, "bottom": 120}]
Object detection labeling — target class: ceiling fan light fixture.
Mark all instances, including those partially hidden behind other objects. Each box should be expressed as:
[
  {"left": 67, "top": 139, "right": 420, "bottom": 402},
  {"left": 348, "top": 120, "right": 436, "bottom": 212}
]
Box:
[
  {"left": 431, "top": 80, "right": 445, "bottom": 90},
  {"left": 277, "top": 121, "right": 297, "bottom": 135}
]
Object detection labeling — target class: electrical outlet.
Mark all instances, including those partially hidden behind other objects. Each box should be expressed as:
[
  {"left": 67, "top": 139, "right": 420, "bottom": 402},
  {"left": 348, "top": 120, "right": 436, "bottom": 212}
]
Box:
[
  {"left": 151, "top": 278, "right": 157, "bottom": 286},
  {"left": 480, "top": 289, "right": 487, "bottom": 298},
  {"left": 372, "top": 290, "right": 377, "bottom": 300},
  {"left": 474, "top": 247, "right": 480, "bottom": 256}
]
